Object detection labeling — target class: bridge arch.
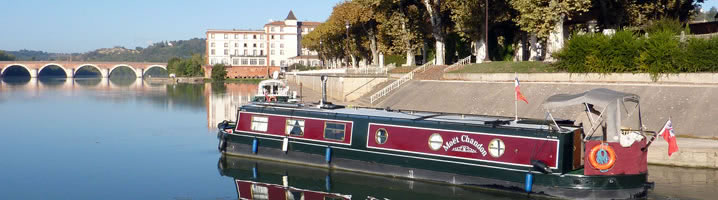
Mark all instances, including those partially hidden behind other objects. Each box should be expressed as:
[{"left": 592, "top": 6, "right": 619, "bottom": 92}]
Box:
[
  {"left": 1, "top": 64, "right": 32, "bottom": 77},
  {"left": 75, "top": 64, "right": 105, "bottom": 78},
  {"left": 109, "top": 64, "right": 138, "bottom": 78},
  {"left": 38, "top": 63, "right": 68, "bottom": 77},
  {"left": 143, "top": 65, "right": 168, "bottom": 77}
]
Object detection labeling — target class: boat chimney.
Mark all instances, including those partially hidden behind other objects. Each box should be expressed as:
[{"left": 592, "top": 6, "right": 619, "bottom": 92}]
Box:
[{"left": 320, "top": 75, "right": 328, "bottom": 107}]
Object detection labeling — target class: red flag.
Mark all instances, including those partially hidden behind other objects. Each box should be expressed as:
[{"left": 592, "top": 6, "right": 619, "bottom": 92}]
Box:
[
  {"left": 658, "top": 119, "right": 679, "bottom": 156},
  {"left": 515, "top": 77, "right": 528, "bottom": 104}
]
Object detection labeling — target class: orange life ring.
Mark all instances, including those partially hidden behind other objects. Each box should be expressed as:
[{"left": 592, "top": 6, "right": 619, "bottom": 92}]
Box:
[
  {"left": 269, "top": 96, "right": 277, "bottom": 102},
  {"left": 588, "top": 143, "right": 617, "bottom": 171}
]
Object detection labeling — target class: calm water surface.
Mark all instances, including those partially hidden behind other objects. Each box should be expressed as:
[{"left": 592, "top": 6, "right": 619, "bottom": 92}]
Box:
[{"left": 0, "top": 78, "right": 715, "bottom": 200}]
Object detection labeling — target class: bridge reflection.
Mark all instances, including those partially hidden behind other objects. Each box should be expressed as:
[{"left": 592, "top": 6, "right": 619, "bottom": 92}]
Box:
[{"left": 0, "top": 77, "right": 167, "bottom": 93}]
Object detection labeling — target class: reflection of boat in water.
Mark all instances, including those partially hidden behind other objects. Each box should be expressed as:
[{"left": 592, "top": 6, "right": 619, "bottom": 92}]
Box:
[
  {"left": 251, "top": 79, "right": 295, "bottom": 103},
  {"left": 218, "top": 156, "right": 522, "bottom": 200},
  {"left": 217, "top": 77, "right": 653, "bottom": 199}
]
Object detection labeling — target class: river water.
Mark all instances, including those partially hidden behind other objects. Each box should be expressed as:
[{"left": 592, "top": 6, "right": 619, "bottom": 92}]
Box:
[{"left": 0, "top": 78, "right": 714, "bottom": 200}]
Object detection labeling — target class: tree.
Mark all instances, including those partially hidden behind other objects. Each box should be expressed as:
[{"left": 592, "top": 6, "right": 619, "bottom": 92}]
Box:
[
  {"left": 510, "top": 0, "right": 592, "bottom": 39},
  {"left": 448, "top": 0, "right": 514, "bottom": 62},
  {"left": 211, "top": 64, "right": 228, "bottom": 80},
  {"left": 0, "top": 50, "right": 16, "bottom": 61},
  {"left": 423, "top": 0, "right": 450, "bottom": 65}
]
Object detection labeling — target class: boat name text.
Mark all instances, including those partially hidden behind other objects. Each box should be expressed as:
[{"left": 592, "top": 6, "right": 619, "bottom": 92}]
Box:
[{"left": 442, "top": 135, "right": 487, "bottom": 156}]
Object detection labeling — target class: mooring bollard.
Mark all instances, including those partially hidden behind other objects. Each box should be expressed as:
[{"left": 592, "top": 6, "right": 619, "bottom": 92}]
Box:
[{"left": 325, "top": 146, "right": 332, "bottom": 163}]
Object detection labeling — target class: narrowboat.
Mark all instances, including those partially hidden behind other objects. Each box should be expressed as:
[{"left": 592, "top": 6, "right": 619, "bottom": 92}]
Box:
[{"left": 217, "top": 77, "right": 654, "bottom": 199}]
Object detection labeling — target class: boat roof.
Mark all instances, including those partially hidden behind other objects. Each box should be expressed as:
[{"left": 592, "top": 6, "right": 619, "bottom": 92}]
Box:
[
  {"left": 542, "top": 88, "right": 639, "bottom": 110},
  {"left": 242, "top": 103, "right": 577, "bottom": 133},
  {"left": 258, "top": 79, "right": 286, "bottom": 86}
]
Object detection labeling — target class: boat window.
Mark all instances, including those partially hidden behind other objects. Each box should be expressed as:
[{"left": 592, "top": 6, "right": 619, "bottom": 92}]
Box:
[
  {"left": 375, "top": 128, "right": 388, "bottom": 144},
  {"left": 285, "top": 119, "right": 305, "bottom": 136},
  {"left": 324, "top": 196, "right": 346, "bottom": 200},
  {"left": 251, "top": 116, "right": 269, "bottom": 132},
  {"left": 251, "top": 184, "right": 269, "bottom": 200},
  {"left": 324, "top": 122, "right": 346, "bottom": 141}
]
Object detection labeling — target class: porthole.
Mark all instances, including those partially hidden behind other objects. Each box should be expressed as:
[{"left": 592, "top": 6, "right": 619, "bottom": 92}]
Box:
[
  {"left": 375, "top": 128, "right": 388, "bottom": 144},
  {"left": 428, "top": 133, "right": 443, "bottom": 151}
]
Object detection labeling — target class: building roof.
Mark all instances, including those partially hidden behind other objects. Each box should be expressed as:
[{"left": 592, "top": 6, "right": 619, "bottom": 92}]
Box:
[{"left": 286, "top": 10, "right": 297, "bottom": 20}]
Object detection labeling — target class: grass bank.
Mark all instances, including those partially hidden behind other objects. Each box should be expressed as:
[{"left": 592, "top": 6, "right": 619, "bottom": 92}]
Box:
[{"left": 447, "top": 61, "right": 556, "bottom": 73}]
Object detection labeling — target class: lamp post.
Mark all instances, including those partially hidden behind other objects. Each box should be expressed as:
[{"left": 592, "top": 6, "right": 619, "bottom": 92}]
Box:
[
  {"left": 319, "top": 40, "right": 324, "bottom": 68},
  {"left": 345, "top": 21, "right": 350, "bottom": 68}
]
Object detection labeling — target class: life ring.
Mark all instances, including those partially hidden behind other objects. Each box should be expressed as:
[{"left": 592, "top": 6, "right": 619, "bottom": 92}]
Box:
[
  {"left": 588, "top": 143, "right": 617, "bottom": 171},
  {"left": 269, "top": 96, "right": 277, "bottom": 102}
]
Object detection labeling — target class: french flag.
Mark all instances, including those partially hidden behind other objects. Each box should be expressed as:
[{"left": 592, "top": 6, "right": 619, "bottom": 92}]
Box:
[
  {"left": 515, "top": 77, "right": 528, "bottom": 104},
  {"left": 658, "top": 119, "right": 679, "bottom": 156}
]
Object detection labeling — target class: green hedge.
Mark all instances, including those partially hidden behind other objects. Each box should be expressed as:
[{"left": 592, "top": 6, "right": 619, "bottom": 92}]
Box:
[{"left": 554, "top": 30, "right": 718, "bottom": 80}]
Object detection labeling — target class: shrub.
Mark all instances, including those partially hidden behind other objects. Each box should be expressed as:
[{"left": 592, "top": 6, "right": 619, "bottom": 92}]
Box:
[
  {"left": 211, "top": 64, "right": 227, "bottom": 80},
  {"left": 680, "top": 37, "right": 718, "bottom": 72},
  {"left": 384, "top": 55, "right": 406, "bottom": 66},
  {"left": 636, "top": 31, "right": 683, "bottom": 80},
  {"left": 644, "top": 18, "right": 687, "bottom": 35}
]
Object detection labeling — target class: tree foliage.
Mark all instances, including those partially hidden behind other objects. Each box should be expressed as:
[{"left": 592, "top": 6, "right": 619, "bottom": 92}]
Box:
[
  {"left": 211, "top": 64, "right": 228, "bottom": 80},
  {"left": 0, "top": 50, "right": 16, "bottom": 61},
  {"left": 510, "top": 0, "right": 592, "bottom": 39},
  {"left": 167, "top": 54, "right": 205, "bottom": 77}
]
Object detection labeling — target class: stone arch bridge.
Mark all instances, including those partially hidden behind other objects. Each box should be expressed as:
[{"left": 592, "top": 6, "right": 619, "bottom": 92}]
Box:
[{"left": 0, "top": 61, "right": 167, "bottom": 78}]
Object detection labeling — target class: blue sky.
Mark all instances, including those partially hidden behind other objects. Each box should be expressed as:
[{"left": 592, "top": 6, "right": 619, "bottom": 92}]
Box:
[
  {"left": 0, "top": 0, "right": 342, "bottom": 53},
  {"left": 0, "top": 0, "right": 716, "bottom": 53}
]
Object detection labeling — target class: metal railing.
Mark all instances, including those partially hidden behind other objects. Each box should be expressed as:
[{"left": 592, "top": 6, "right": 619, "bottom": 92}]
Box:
[
  {"left": 346, "top": 67, "right": 390, "bottom": 75},
  {"left": 444, "top": 56, "right": 472, "bottom": 72},
  {"left": 369, "top": 59, "right": 434, "bottom": 105}
]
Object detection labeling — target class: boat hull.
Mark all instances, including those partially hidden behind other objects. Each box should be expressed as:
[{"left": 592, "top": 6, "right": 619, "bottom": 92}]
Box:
[{"left": 219, "top": 131, "right": 649, "bottom": 199}]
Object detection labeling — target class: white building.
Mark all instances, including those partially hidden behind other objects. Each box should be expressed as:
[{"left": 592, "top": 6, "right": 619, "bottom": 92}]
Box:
[{"left": 206, "top": 11, "right": 321, "bottom": 68}]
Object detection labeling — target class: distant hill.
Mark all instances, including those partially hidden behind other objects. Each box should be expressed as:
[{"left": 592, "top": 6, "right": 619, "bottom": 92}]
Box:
[{"left": 5, "top": 38, "right": 206, "bottom": 62}]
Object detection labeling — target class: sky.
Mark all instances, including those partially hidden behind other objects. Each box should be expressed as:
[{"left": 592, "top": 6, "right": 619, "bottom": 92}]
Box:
[
  {"left": 0, "top": 0, "right": 716, "bottom": 54},
  {"left": 0, "top": 0, "right": 342, "bottom": 53}
]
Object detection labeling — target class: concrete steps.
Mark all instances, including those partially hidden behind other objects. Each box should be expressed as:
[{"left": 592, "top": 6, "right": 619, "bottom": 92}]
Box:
[
  {"left": 413, "top": 65, "right": 449, "bottom": 80},
  {"left": 351, "top": 78, "right": 396, "bottom": 106}
]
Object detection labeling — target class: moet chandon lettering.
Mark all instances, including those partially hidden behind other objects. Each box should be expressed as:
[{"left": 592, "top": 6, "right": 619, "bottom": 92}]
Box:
[{"left": 442, "top": 135, "right": 487, "bottom": 156}]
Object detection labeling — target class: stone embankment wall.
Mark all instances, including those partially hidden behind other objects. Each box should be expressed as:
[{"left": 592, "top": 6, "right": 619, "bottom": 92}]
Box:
[
  {"left": 444, "top": 73, "right": 718, "bottom": 84},
  {"left": 287, "top": 74, "right": 387, "bottom": 102}
]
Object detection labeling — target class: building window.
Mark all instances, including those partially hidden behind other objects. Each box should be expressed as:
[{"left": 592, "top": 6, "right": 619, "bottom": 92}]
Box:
[
  {"left": 234, "top": 34, "right": 238, "bottom": 39},
  {"left": 324, "top": 122, "right": 346, "bottom": 141},
  {"left": 260, "top": 35, "right": 264, "bottom": 39},
  {"left": 250, "top": 59, "right": 257, "bottom": 65},
  {"left": 211, "top": 49, "right": 215, "bottom": 55},
  {"left": 280, "top": 60, "right": 286, "bottom": 66},
  {"left": 271, "top": 35, "right": 275, "bottom": 40},
  {"left": 233, "top": 59, "right": 239, "bottom": 65},
  {"left": 211, "top": 42, "right": 215, "bottom": 47},
  {"left": 280, "top": 35, "right": 284, "bottom": 40},
  {"left": 223, "top": 49, "right": 228, "bottom": 55},
  {"left": 280, "top": 44, "right": 284, "bottom": 48},
  {"left": 260, "top": 43, "right": 264, "bottom": 48},
  {"left": 224, "top": 43, "right": 228, "bottom": 47},
  {"left": 253, "top": 35, "right": 257, "bottom": 39},
  {"left": 253, "top": 50, "right": 257, "bottom": 56},
  {"left": 271, "top": 60, "right": 275, "bottom": 66},
  {"left": 253, "top": 43, "right": 257, "bottom": 48},
  {"left": 260, "top": 50, "right": 264, "bottom": 56},
  {"left": 211, "top": 33, "right": 215, "bottom": 39},
  {"left": 244, "top": 43, "right": 247, "bottom": 47},
  {"left": 244, "top": 50, "right": 248, "bottom": 55},
  {"left": 299, "top": 60, "right": 304, "bottom": 65},
  {"left": 259, "top": 59, "right": 265, "bottom": 65},
  {"left": 271, "top": 50, "right": 275, "bottom": 55},
  {"left": 376, "top": 128, "right": 388, "bottom": 144},
  {"left": 234, "top": 49, "right": 239, "bottom": 55},
  {"left": 280, "top": 50, "right": 284, "bottom": 55},
  {"left": 243, "top": 34, "right": 247, "bottom": 39},
  {"left": 286, "top": 119, "right": 305, "bottom": 136},
  {"left": 271, "top": 27, "right": 276, "bottom": 32},
  {"left": 234, "top": 43, "right": 238, "bottom": 47},
  {"left": 280, "top": 27, "right": 284, "bottom": 32},
  {"left": 271, "top": 43, "right": 275, "bottom": 48},
  {"left": 224, "top": 34, "right": 228, "bottom": 39},
  {"left": 242, "top": 59, "right": 249, "bottom": 65}
]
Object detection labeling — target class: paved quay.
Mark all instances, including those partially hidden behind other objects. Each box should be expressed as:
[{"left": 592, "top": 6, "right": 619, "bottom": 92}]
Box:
[{"left": 290, "top": 78, "right": 718, "bottom": 168}]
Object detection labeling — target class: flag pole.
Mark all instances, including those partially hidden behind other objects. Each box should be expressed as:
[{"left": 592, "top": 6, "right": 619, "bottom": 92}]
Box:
[{"left": 515, "top": 72, "right": 518, "bottom": 122}]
